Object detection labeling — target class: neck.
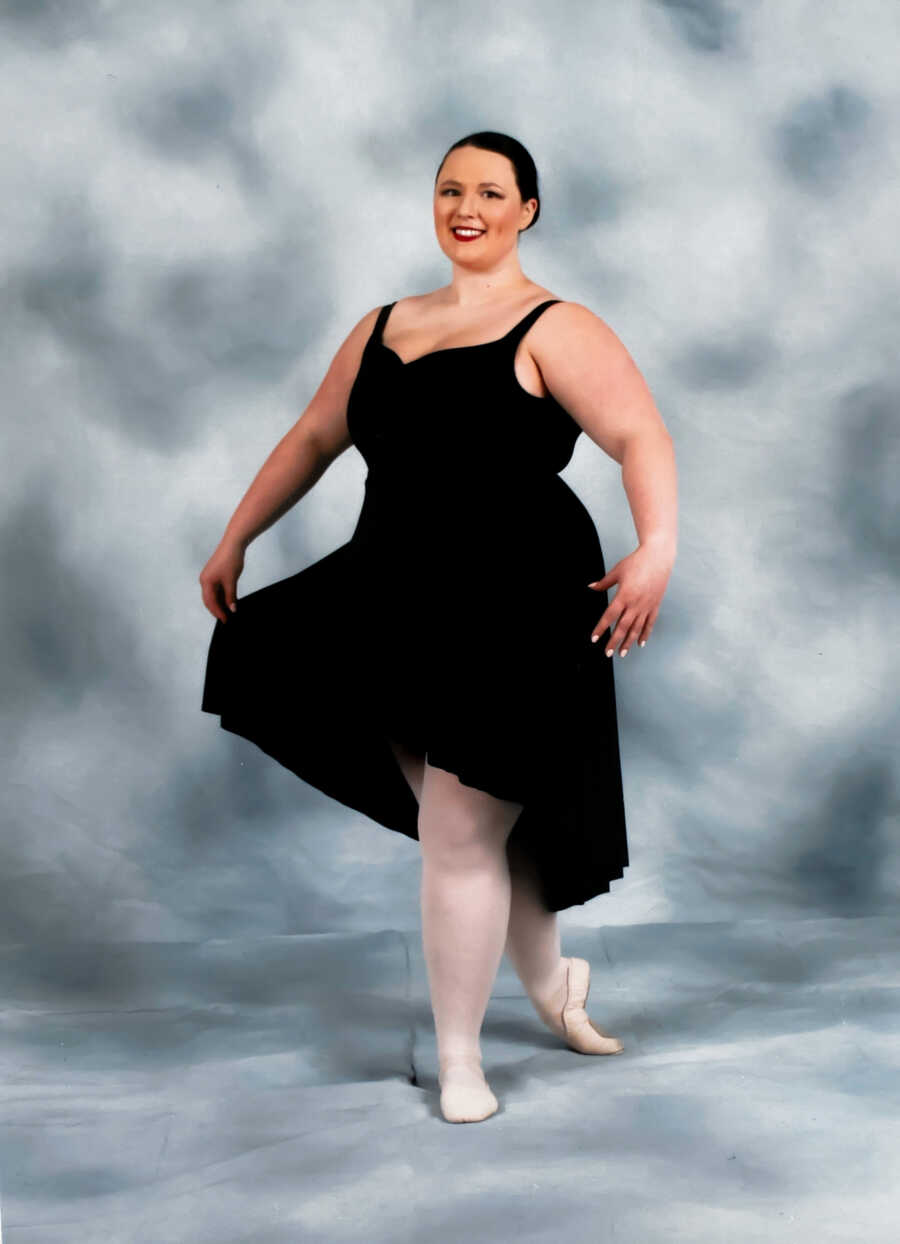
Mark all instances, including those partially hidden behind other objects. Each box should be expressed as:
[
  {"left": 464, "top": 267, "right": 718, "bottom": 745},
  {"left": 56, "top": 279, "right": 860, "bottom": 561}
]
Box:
[{"left": 445, "top": 258, "right": 532, "bottom": 306}]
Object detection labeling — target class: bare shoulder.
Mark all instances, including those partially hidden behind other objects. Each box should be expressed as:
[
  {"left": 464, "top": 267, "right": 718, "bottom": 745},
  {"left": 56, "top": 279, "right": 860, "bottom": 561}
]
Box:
[
  {"left": 285, "top": 303, "right": 385, "bottom": 460},
  {"left": 528, "top": 301, "right": 668, "bottom": 463},
  {"left": 316, "top": 301, "right": 385, "bottom": 381},
  {"left": 386, "top": 290, "right": 438, "bottom": 321},
  {"left": 533, "top": 299, "right": 623, "bottom": 351}
]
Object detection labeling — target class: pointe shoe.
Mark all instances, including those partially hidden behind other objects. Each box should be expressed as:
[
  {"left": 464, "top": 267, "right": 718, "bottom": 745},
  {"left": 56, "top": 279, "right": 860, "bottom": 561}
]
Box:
[
  {"left": 533, "top": 956, "right": 625, "bottom": 1056},
  {"left": 438, "top": 1055, "right": 499, "bottom": 1123}
]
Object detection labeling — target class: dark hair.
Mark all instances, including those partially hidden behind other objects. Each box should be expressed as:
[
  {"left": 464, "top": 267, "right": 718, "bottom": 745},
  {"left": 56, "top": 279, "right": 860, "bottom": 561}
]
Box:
[{"left": 435, "top": 131, "right": 541, "bottom": 232}]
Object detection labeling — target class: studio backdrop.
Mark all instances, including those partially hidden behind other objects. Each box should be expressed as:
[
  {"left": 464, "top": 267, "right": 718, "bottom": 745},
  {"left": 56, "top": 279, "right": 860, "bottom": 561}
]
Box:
[{"left": 2, "top": 0, "right": 898, "bottom": 944}]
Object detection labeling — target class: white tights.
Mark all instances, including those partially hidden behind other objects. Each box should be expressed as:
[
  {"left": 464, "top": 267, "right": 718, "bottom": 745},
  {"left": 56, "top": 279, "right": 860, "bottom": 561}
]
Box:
[{"left": 390, "top": 741, "right": 565, "bottom": 1065}]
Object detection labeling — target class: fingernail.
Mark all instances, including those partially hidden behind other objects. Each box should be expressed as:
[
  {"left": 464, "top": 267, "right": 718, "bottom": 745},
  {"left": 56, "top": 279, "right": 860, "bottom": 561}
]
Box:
[
  {"left": 639, "top": 641, "right": 646, "bottom": 647},
  {"left": 605, "top": 648, "right": 613, "bottom": 657},
  {"left": 591, "top": 634, "right": 599, "bottom": 643},
  {"left": 621, "top": 649, "right": 628, "bottom": 656}
]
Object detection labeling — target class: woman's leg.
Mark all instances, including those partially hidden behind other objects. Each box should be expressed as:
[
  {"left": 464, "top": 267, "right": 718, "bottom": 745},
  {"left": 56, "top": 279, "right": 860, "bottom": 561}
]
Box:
[
  {"left": 504, "top": 839, "right": 625, "bottom": 1054},
  {"left": 390, "top": 741, "right": 568, "bottom": 1033},
  {"left": 504, "top": 837, "right": 569, "bottom": 1015},
  {"left": 387, "top": 742, "right": 618, "bottom": 1098},
  {"left": 417, "top": 757, "right": 522, "bottom": 1121}
]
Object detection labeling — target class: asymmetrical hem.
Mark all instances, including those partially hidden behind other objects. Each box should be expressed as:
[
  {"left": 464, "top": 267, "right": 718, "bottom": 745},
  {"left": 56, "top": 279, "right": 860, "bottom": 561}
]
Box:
[{"left": 201, "top": 298, "right": 630, "bottom": 912}]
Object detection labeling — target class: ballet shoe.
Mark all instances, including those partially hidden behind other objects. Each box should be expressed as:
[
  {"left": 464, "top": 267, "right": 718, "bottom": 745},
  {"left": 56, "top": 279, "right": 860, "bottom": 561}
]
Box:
[
  {"left": 438, "top": 1054, "right": 499, "bottom": 1123},
  {"left": 532, "top": 956, "right": 625, "bottom": 1056}
]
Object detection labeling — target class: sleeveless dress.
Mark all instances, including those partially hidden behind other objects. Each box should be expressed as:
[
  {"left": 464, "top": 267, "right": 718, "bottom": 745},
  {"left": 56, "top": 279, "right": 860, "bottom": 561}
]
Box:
[{"left": 201, "top": 298, "right": 629, "bottom": 911}]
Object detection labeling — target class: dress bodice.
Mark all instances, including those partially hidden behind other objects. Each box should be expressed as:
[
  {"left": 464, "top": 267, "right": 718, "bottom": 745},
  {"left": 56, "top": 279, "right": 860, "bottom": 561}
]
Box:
[{"left": 346, "top": 298, "right": 582, "bottom": 480}]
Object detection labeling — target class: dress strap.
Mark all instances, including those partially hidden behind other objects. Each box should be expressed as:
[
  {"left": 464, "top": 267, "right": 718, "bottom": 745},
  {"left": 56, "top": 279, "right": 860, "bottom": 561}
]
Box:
[
  {"left": 370, "top": 301, "right": 397, "bottom": 348},
  {"left": 504, "top": 299, "right": 562, "bottom": 348}
]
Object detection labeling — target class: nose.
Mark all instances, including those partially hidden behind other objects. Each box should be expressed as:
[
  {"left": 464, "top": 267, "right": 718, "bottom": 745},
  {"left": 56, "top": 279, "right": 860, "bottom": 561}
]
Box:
[{"left": 453, "top": 191, "right": 483, "bottom": 216}]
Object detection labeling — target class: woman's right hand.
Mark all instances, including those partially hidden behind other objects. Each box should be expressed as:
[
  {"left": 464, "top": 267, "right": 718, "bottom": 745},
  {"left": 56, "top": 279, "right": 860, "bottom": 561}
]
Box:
[{"left": 199, "top": 540, "right": 246, "bottom": 623}]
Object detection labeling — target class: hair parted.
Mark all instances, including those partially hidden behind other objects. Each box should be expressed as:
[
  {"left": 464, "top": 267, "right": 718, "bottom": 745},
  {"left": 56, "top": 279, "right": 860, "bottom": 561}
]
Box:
[{"left": 435, "top": 131, "right": 541, "bottom": 233}]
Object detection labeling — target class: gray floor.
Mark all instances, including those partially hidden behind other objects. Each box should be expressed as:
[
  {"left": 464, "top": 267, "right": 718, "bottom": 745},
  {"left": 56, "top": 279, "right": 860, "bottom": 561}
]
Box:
[{"left": 1, "top": 917, "right": 897, "bottom": 1242}]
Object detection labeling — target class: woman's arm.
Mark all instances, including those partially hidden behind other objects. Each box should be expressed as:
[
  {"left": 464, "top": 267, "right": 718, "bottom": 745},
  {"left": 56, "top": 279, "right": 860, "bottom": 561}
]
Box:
[
  {"left": 529, "top": 302, "right": 677, "bottom": 654},
  {"left": 216, "top": 304, "right": 383, "bottom": 553},
  {"left": 529, "top": 302, "right": 676, "bottom": 553}
]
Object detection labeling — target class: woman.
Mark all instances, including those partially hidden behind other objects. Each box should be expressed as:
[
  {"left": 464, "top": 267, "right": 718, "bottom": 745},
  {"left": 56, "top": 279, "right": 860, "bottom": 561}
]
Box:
[{"left": 200, "top": 131, "right": 677, "bottom": 1124}]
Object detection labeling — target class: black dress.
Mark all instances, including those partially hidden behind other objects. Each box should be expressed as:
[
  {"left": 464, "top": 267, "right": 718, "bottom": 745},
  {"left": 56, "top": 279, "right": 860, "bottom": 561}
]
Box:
[{"left": 201, "top": 298, "right": 629, "bottom": 911}]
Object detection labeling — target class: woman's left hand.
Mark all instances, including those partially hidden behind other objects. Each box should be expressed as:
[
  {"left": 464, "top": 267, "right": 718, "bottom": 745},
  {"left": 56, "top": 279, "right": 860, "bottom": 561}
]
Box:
[{"left": 587, "top": 541, "right": 675, "bottom": 657}]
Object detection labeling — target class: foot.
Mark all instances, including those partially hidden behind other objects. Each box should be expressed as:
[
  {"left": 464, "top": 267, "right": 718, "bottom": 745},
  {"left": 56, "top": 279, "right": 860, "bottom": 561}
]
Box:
[
  {"left": 530, "top": 956, "right": 625, "bottom": 1056},
  {"left": 438, "top": 1053, "right": 499, "bottom": 1123}
]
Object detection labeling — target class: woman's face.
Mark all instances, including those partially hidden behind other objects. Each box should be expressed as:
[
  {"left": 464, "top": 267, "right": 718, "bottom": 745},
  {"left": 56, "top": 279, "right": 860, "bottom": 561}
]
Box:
[{"left": 433, "top": 146, "right": 536, "bottom": 267}]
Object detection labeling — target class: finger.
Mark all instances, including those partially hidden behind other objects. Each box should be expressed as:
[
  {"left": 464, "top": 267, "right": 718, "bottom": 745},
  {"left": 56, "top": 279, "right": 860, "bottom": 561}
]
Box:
[
  {"left": 587, "top": 572, "right": 615, "bottom": 590},
  {"left": 213, "top": 581, "right": 233, "bottom": 624},
  {"left": 202, "top": 583, "right": 228, "bottom": 624},
  {"left": 638, "top": 607, "right": 660, "bottom": 648},
  {"left": 619, "top": 612, "right": 647, "bottom": 657},
  {"left": 602, "top": 607, "right": 636, "bottom": 657},
  {"left": 592, "top": 593, "right": 630, "bottom": 643},
  {"left": 591, "top": 604, "right": 626, "bottom": 650}
]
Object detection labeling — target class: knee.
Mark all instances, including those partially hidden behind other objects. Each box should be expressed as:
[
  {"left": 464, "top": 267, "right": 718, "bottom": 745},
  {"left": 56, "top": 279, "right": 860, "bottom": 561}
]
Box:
[{"left": 418, "top": 811, "right": 511, "bottom": 870}]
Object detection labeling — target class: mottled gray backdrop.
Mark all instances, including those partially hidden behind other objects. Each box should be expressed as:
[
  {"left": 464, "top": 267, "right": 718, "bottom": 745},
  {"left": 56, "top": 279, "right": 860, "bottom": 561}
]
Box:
[{"left": 3, "top": 0, "right": 898, "bottom": 943}]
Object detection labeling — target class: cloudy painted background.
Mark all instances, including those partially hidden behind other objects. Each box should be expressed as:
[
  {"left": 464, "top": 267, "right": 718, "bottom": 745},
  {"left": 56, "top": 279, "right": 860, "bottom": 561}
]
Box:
[{"left": 3, "top": 0, "right": 898, "bottom": 944}]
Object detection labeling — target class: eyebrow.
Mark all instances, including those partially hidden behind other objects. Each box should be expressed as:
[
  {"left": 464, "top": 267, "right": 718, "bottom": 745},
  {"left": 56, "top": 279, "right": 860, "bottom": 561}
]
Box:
[{"left": 438, "top": 179, "right": 505, "bottom": 189}]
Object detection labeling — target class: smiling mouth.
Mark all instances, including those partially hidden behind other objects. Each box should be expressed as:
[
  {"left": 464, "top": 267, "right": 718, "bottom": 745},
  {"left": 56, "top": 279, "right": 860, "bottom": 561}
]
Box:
[{"left": 452, "top": 227, "right": 485, "bottom": 239}]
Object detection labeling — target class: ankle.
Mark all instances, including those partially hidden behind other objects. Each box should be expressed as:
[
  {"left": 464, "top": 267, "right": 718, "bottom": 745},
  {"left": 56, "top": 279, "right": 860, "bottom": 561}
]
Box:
[
  {"left": 529, "top": 957, "right": 569, "bottom": 1004},
  {"left": 439, "top": 1049, "right": 483, "bottom": 1070}
]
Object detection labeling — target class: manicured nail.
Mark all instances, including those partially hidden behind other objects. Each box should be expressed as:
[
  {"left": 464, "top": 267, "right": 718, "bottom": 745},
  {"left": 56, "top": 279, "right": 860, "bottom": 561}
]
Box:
[
  {"left": 591, "top": 634, "right": 599, "bottom": 643},
  {"left": 639, "top": 640, "right": 646, "bottom": 647},
  {"left": 621, "top": 649, "right": 628, "bottom": 656},
  {"left": 605, "top": 648, "right": 613, "bottom": 656}
]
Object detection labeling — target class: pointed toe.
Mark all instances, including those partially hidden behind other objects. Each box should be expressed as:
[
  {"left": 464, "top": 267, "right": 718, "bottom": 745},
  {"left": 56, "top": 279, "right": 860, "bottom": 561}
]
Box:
[{"left": 560, "top": 957, "right": 625, "bottom": 1056}]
